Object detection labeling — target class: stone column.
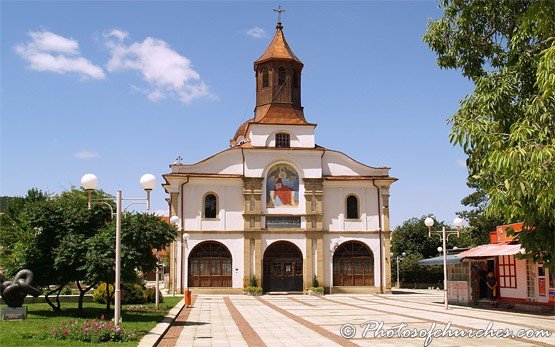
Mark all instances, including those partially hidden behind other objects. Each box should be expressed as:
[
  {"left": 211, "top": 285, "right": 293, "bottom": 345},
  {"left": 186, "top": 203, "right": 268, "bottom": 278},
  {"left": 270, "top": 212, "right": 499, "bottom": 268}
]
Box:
[
  {"left": 304, "top": 236, "right": 313, "bottom": 290},
  {"left": 254, "top": 234, "right": 263, "bottom": 288},
  {"left": 381, "top": 192, "right": 391, "bottom": 232},
  {"left": 243, "top": 177, "right": 264, "bottom": 230},
  {"left": 316, "top": 235, "right": 324, "bottom": 285},
  {"left": 243, "top": 235, "right": 252, "bottom": 287},
  {"left": 169, "top": 192, "right": 179, "bottom": 294},
  {"left": 384, "top": 232, "right": 392, "bottom": 290},
  {"left": 303, "top": 178, "right": 324, "bottom": 230}
]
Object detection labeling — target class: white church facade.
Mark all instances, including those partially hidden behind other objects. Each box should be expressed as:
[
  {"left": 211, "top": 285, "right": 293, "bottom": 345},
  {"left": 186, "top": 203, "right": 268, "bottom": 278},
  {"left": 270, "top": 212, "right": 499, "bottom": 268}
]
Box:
[{"left": 163, "top": 20, "right": 396, "bottom": 294}]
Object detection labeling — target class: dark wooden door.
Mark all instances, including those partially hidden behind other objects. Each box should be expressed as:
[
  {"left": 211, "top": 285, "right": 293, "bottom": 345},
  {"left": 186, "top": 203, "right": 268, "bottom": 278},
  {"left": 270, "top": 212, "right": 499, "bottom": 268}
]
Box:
[
  {"left": 263, "top": 241, "right": 303, "bottom": 292},
  {"left": 188, "top": 242, "right": 232, "bottom": 287},
  {"left": 333, "top": 241, "right": 374, "bottom": 286}
]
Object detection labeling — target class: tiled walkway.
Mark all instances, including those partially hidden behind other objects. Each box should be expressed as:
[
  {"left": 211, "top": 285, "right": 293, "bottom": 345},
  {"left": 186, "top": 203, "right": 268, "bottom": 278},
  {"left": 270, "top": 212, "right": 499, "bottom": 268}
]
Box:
[{"left": 159, "top": 291, "right": 555, "bottom": 347}]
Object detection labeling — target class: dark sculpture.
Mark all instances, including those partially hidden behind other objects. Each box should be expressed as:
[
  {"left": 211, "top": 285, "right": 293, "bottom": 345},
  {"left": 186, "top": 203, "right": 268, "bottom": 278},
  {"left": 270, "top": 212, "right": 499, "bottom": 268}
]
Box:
[{"left": 0, "top": 270, "right": 41, "bottom": 307}]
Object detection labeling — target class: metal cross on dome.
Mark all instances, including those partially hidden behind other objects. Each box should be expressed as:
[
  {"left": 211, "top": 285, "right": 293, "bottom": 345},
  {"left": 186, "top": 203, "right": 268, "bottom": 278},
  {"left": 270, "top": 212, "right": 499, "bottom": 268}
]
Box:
[{"left": 274, "top": 5, "right": 285, "bottom": 24}]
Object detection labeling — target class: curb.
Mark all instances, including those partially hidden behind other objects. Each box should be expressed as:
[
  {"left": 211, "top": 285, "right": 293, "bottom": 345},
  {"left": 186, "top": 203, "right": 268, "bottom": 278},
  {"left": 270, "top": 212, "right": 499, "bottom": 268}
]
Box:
[{"left": 137, "top": 300, "right": 184, "bottom": 347}]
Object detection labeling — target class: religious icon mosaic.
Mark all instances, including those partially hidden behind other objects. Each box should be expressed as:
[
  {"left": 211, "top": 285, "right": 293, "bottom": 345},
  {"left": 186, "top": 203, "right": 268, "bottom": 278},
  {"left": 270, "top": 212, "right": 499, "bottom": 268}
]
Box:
[{"left": 266, "top": 164, "right": 299, "bottom": 208}]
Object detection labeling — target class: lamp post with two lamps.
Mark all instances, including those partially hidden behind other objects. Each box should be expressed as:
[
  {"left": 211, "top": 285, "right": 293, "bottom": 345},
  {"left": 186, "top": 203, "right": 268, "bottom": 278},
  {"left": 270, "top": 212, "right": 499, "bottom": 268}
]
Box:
[
  {"left": 80, "top": 173, "right": 156, "bottom": 327},
  {"left": 390, "top": 252, "right": 406, "bottom": 289},
  {"left": 424, "top": 216, "right": 463, "bottom": 310}
]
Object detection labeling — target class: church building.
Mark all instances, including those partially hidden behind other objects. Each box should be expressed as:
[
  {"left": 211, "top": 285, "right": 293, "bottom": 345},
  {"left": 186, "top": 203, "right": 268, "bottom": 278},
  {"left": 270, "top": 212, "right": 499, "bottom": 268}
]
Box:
[{"left": 163, "top": 18, "right": 397, "bottom": 294}]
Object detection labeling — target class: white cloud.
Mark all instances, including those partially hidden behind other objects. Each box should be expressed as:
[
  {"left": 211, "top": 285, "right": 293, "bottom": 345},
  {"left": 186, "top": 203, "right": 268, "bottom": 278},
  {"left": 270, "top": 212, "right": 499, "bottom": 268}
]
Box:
[
  {"left": 74, "top": 150, "right": 100, "bottom": 159},
  {"left": 105, "top": 29, "right": 128, "bottom": 41},
  {"left": 105, "top": 32, "right": 212, "bottom": 104},
  {"left": 28, "top": 31, "right": 79, "bottom": 54},
  {"left": 456, "top": 159, "right": 467, "bottom": 168},
  {"left": 246, "top": 27, "right": 267, "bottom": 39},
  {"left": 15, "top": 30, "right": 105, "bottom": 80}
]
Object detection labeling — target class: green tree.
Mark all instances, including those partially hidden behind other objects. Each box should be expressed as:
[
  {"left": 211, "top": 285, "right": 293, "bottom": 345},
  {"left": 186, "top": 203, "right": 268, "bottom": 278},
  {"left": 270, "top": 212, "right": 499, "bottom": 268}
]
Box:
[
  {"left": 391, "top": 216, "right": 472, "bottom": 286},
  {"left": 424, "top": 0, "right": 555, "bottom": 269},
  {"left": 0, "top": 188, "right": 112, "bottom": 311},
  {"left": 456, "top": 183, "right": 505, "bottom": 245},
  {"left": 83, "top": 213, "right": 177, "bottom": 313}
]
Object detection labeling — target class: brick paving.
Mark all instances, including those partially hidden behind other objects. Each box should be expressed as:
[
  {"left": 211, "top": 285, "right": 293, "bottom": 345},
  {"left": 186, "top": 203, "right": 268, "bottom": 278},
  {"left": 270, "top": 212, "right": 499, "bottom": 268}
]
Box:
[
  {"left": 157, "top": 295, "right": 197, "bottom": 347},
  {"left": 154, "top": 290, "right": 554, "bottom": 347},
  {"left": 224, "top": 297, "right": 266, "bottom": 347}
]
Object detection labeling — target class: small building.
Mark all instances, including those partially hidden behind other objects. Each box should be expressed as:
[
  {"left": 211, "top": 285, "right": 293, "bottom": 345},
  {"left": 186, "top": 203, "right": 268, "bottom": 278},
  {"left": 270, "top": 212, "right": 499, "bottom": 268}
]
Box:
[{"left": 420, "top": 223, "right": 554, "bottom": 312}]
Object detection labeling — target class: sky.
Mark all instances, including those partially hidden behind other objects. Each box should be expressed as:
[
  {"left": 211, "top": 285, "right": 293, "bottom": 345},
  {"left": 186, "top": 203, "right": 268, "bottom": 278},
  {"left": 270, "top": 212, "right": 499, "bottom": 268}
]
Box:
[{"left": 1, "top": 1, "right": 475, "bottom": 228}]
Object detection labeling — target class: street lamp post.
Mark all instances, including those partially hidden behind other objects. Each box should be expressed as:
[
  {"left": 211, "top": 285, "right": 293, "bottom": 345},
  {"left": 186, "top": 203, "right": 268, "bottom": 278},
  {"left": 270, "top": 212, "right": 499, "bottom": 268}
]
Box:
[
  {"left": 390, "top": 252, "right": 406, "bottom": 288},
  {"left": 424, "top": 217, "right": 463, "bottom": 310},
  {"left": 155, "top": 251, "right": 161, "bottom": 310},
  {"left": 81, "top": 173, "right": 156, "bottom": 326}
]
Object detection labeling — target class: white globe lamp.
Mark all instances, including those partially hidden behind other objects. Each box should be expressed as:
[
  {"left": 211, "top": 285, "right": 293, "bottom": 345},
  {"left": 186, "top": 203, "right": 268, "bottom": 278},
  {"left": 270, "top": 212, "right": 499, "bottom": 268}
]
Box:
[
  {"left": 81, "top": 173, "right": 98, "bottom": 191},
  {"left": 140, "top": 174, "right": 157, "bottom": 191}
]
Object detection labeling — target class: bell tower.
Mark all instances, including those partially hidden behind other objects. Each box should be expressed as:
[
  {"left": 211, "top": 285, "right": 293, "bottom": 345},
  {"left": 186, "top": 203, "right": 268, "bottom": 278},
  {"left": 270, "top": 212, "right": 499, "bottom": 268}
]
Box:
[{"left": 253, "top": 9, "right": 306, "bottom": 124}]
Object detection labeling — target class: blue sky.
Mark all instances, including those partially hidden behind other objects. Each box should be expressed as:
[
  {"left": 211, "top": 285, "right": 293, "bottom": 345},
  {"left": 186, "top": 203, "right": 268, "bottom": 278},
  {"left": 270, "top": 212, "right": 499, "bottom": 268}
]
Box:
[{"left": 1, "top": 1, "right": 474, "bottom": 228}]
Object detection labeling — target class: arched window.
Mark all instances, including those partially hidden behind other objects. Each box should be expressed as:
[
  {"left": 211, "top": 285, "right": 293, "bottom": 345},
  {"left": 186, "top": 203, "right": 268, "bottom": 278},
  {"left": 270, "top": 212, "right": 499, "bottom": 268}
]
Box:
[
  {"left": 346, "top": 195, "right": 359, "bottom": 219},
  {"left": 262, "top": 69, "right": 269, "bottom": 88},
  {"left": 278, "top": 67, "right": 287, "bottom": 86},
  {"left": 204, "top": 193, "right": 217, "bottom": 219},
  {"left": 293, "top": 69, "right": 299, "bottom": 88},
  {"left": 275, "top": 132, "right": 290, "bottom": 148}
]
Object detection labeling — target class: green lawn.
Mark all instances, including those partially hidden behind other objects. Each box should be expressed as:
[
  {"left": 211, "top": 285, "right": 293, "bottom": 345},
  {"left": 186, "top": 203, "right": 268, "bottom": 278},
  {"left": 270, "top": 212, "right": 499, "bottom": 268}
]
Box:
[{"left": 0, "top": 297, "right": 182, "bottom": 346}]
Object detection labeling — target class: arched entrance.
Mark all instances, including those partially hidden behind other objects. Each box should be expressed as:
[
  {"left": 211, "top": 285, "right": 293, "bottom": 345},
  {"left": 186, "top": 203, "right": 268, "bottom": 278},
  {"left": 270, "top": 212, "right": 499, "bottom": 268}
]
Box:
[
  {"left": 188, "top": 241, "right": 232, "bottom": 287},
  {"left": 263, "top": 241, "right": 303, "bottom": 292},
  {"left": 333, "top": 241, "right": 374, "bottom": 286}
]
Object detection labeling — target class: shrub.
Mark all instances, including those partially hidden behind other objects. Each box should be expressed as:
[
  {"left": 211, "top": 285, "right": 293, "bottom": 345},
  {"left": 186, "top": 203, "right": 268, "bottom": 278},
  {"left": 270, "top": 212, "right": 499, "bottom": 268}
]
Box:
[
  {"left": 51, "top": 319, "right": 136, "bottom": 343},
  {"left": 308, "top": 286, "right": 324, "bottom": 293},
  {"left": 312, "top": 275, "right": 319, "bottom": 288},
  {"left": 60, "top": 286, "right": 73, "bottom": 295},
  {"left": 93, "top": 282, "right": 162, "bottom": 304},
  {"left": 145, "top": 287, "right": 163, "bottom": 303},
  {"left": 122, "top": 283, "right": 145, "bottom": 304},
  {"left": 249, "top": 274, "right": 258, "bottom": 287},
  {"left": 92, "top": 283, "right": 114, "bottom": 304},
  {"left": 244, "top": 286, "right": 263, "bottom": 293}
]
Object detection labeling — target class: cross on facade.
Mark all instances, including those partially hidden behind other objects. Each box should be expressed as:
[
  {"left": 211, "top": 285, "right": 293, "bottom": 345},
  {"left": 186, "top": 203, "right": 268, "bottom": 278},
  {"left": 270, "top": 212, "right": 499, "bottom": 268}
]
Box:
[{"left": 274, "top": 5, "right": 285, "bottom": 24}]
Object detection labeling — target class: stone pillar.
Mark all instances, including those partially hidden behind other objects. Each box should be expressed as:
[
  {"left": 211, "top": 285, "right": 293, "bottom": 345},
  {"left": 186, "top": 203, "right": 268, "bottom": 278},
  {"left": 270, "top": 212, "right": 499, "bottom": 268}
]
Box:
[
  {"left": 243, "top": 177, "right": 264, "bottom": 230},
  {"left": 384, "top": 232, "right": 392, "bottom": 290},
  {"left": 243, "top": 235, "right": 252, "bottom": 287},
  {"left": 381, "top": 192, "right": 390, "bottom": 232},
  {"left": 169, "top": 192, "right": 179, "bottom": 294},
  {"left": 316, "top": 235, "right": 324, "bottom": 285},
  {"left": 303, "top": 178, "right": 324, "bottom": 230},
  {"left": 254, "top": 234, "right": 263, "bottom": 288},
  {"left": 304, "top": 236, "right": 313, "bottom": 290}
]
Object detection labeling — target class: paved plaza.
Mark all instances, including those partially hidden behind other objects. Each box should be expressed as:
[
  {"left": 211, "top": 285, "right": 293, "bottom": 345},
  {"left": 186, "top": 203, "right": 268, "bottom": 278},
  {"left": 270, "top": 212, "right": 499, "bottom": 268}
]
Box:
[{"left": 155, "top": 290, "right": 554, "bottom": 347}]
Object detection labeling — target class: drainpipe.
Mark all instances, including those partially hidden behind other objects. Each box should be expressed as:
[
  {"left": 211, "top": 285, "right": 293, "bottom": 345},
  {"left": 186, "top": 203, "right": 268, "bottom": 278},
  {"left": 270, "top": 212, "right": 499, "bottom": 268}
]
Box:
[
  {"left": 179, "top": 177, "right": 190, "bottom": 293},
  {"left": 241, "top": 148, "right": 246, "bottom": 176},
  {"left": 372, "top": 180, "right": 384, "bottom": 294}
]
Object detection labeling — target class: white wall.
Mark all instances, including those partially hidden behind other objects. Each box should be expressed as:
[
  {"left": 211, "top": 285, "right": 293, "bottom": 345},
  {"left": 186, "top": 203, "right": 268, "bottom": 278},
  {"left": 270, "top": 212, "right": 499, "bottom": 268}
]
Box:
[
  {"left": 322, "top": 150, "right": 390, "bottom": 177},
  {"left": 499, "top": 258, "right": 528, "bottom": 300},
  {"left": 323, "top": 181, "right": 380, "bottom": 231},
  {"left": 248, "top": 124, "right": 315, "bottom": 148},
  {"left": 171, "top": 148, "right": 243, "bottom": 176},
  {"left": 243, "top": 150, "right": 323, "bottom": 178},
  {"left": 181, "top": 178, "right": 244, "bottom": 231}
]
